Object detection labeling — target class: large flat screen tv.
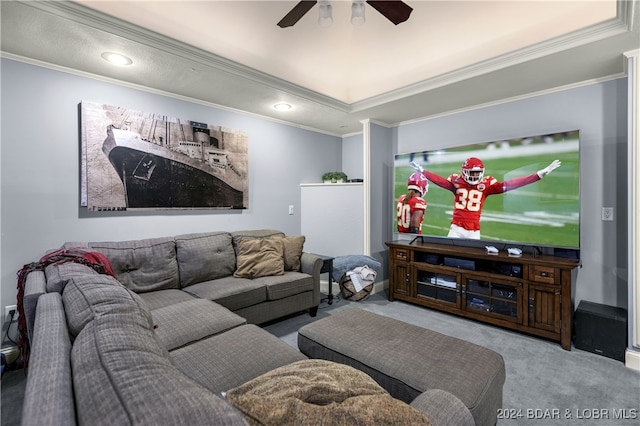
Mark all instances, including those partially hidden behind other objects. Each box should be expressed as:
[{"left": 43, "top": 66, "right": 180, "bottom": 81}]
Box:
[{"left": 393, "top": 130, "right": 580, "bottom": 251}]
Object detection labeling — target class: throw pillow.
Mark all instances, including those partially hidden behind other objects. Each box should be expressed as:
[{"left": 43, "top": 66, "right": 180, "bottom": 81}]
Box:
[
  {"left": 280, "top": 235, "right": 305, "bottom": 271},
  {"left": 234, "top": 238, "right": 284, "bottom": 279},
  {"left": 231, "top": 230, "right": 286, "bottom": 255},
  {"left": 225, "top": 359, "right": 431, "bottom": 425}
]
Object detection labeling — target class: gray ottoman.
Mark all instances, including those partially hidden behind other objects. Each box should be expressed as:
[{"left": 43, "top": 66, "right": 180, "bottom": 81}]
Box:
[{"left": 298, "top": 308, "right": 505, "bottom": 426}]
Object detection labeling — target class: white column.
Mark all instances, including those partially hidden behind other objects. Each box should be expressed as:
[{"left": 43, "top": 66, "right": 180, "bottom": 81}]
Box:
[
  {"left": 625, "top": 49, "right": 640, "bottom": 371},
  {"left": 361, "top": 119, "right": 371, "bottom": 256}
]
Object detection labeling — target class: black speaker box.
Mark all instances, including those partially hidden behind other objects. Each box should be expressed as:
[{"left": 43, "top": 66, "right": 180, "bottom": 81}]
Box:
[
  {"left": 443, "top": 257, "right": 475, "bottom": 270},
  {"left": 574, "top": 301, "right": 627, "bottom": 362},
  {"left": 494, "top": 263, "right": 523, "bottom": 278}
]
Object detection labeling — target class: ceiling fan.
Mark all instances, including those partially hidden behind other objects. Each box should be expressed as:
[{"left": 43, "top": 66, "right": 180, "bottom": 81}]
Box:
[{"left": 277, "top": 1, "right": 413, "bottom": 28}]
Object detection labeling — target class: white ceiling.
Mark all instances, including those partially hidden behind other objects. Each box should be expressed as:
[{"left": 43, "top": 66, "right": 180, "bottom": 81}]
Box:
[{"left": 1, "top": 1, "right": 638, "bottom": 135}]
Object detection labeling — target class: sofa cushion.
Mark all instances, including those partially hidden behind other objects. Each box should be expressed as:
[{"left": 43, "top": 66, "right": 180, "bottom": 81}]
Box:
[
  {"left": 71, "top": 309, "right": 246, "bottom": 425},
  {"left": 170, "top": 324, "right": 307, "bottom": 395},
  {"left": 45, "top": 263, "right": 98, "bottom": 294},
  {"left": 225, "top": 359, "right": 431, "bottom": 425},
  {"left": 175, "top": 232, "right": 236, "bottom": 287},
  {"left": 137, "top": 288, "right": 197, "bottom": 311},
  {"left": 88, "top": 237, "right": 179, "bottom": 292},
  {"left": 62, "top": 274, "right": 153, "bottom": 339},
  {"left": 260, "top": 271, "right": 314, "bottom": 301},
  {"left": 151, "top": 299, "right": 246, "bottom": 351},
  {"left": 279, "top": 235, "right": 305, "bottom": 271},
  {"left": 234, "top": 238, "right": 284, "bottom": 279},
  {"left": 183, "top": 276, "right": 267, "bottom": 311}
]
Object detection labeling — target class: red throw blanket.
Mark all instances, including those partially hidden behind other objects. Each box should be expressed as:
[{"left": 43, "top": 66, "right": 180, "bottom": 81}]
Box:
[{"left": 15, "top": 247, "right": 114, "bottom": 367}]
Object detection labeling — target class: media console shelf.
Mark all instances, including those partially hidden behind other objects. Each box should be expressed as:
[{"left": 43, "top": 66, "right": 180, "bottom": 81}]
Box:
[{"left": 386, "top": 240, "right": 580, "bottom": 350}]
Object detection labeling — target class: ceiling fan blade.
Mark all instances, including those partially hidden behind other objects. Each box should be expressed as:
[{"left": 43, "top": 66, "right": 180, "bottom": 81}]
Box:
[
  {"left": 366, "top": 1, "right": 413, "bottom": 25},
  {"left": 277, "top": 1, "right": 318, "bottom": 28}
]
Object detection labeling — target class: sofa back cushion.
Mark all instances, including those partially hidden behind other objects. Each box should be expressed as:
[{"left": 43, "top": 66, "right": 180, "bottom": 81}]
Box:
[
  {"left": 88, "top": 237, "right": 179, "bottom": 292},
  {"left": 175, "top": 232, "right": 236, "bottom": 287},
  {"left": 45, "top": 263, "right": 98, "bottom": 294},
  {"left": 62, "top": 274, "right": 154, "bottom": 339}
]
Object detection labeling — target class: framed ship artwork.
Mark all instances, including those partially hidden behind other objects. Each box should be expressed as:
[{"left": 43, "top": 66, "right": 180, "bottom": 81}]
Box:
[{"left": 80, "top": 101, "right": 249, "bottom": 211}]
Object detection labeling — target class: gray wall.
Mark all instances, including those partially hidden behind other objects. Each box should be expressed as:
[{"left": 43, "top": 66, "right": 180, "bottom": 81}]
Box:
[
  {"left": 0, "top": 58, "right": 341, "bottom": 314},
  {"left": 341, "top": 133, "right": 364, "bottom": 181},
  {"left": 340, "top": 125, "right": 393, "bottom": 280},
  {"left": 393, "top": 78, "right": 629, "bottom": 308},
  {"left": 369, "top": 123, "right": 394, "bottom": 278},
  {"left": 0, "top": 58, "right": 629, "bottom": 320}
]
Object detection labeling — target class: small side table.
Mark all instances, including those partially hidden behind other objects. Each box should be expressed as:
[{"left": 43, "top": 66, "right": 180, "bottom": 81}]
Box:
[{"left": 315, "top": 254, "right": 335, "bottom": 305}]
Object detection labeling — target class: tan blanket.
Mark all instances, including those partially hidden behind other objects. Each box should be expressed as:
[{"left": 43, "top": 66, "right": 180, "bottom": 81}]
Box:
[{"left": 226, "top": 359, "right": 431, "bottom": 425}]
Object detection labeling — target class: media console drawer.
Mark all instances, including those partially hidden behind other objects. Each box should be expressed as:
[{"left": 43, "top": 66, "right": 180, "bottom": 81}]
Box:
[
  {"left": 394, "top": 249, "right": 408, "bottom": 261},
  {"left": 530, "top": 265, "right": 557, "bottom": 284}
]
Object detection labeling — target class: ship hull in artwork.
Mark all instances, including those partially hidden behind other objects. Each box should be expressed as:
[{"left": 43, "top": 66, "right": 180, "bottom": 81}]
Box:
[{"left": 103, "top": 126, "right": 244, "bottom": 209}]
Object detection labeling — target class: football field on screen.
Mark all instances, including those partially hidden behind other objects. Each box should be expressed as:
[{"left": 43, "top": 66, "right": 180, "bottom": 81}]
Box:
[{"left": 394, "top": 149, "right": 580, "bottom": 248}]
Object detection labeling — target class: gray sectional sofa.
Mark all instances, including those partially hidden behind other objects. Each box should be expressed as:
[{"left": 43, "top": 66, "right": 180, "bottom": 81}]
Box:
[
  {"left": 19, "top": 229, "right": 478, "bottom": 425},
  {"left": 21, "top": 229, "right": 320, "bottom": 343}
]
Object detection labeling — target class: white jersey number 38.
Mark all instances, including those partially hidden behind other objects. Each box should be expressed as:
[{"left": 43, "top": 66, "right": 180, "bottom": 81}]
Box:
[{"left": 455, "top": 188, "right": 483, "bottom": 211}]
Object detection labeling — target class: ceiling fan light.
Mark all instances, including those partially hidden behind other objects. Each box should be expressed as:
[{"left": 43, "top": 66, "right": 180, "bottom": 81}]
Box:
[
  {"left": 351, "top": 1, "right": 365, "bottom": 25},
  {"left": 318, "top": 1, "right": 333, "bottom": 27}
]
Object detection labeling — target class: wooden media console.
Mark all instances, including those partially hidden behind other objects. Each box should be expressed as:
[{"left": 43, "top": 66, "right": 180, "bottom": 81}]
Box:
[{"left": 386, "top": 240, "right": 580, "bottom": 350}]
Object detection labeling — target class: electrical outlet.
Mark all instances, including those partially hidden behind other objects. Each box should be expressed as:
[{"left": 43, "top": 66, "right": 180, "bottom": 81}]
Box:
[
  {"left": 288, "top": 205, "right": 294, "bottom": 215},
  {"left": 601, "top": 207, "right": 614, "bottom": 222},
  {"left": 4, "top": 305, "right": 18, "bottom": 322}
]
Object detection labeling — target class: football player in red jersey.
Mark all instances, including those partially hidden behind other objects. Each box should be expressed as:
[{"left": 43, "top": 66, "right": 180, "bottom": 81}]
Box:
[
  {"left": 410, "top": 157, "right": 561, "bottom": 239},
  {"left": 396, "top": 172, "right": 429, "bottom": 234}
]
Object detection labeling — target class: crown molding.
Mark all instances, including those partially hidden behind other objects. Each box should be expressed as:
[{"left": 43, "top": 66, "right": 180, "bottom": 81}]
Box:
[
  {"left": 0, "top": 51, "right": 345, "bottom": 139},
  {"left": 14, "top": 0, "right": 638, "bottom": 119},
  {"left": 393, "top": 72, "right": 627, "bottom": 129},
  {"left": 19, "top": 0, "right": 351, "bottom": 113},
  {"left": 351, "top": 0, "right": 637, "bottom": 112}
]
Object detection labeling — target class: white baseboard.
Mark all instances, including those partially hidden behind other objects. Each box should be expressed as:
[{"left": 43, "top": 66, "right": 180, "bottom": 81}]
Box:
[
  {"left": 625, "top": 349, "right": 640, "bottom": 371},
  {"left": 373, "top": 280, "right": 387, "bottom": 295},
  {"left": 319, "top": 279, "right": 331, "bottom": 295}
]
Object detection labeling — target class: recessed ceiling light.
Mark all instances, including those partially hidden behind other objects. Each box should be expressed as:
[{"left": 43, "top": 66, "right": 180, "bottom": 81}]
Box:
[
  {"left": 101, "top": 52, "right": 133, "bottom": 66},
  {"left": 273, "top": 103, "right": 293, "bottom": 111}
]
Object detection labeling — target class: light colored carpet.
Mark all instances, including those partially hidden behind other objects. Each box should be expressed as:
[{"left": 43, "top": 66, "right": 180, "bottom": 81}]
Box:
[
  {"left": 263, "top": 291, "right": 640, "bottom": 426},
  {"left": 3, "top": 291, "right": 637, "bottom": 426}
]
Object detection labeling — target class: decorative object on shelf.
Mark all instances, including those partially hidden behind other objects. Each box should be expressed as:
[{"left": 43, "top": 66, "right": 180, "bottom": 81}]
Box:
[
  {"left": 507, "top": 248, "right": 523, "bottom": 257},
  {"left": 322, "top": 171, "right": 348, "bottom": 183},
  {"left": 485, "top": 246, "right": 499, "bottom": 255}
]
